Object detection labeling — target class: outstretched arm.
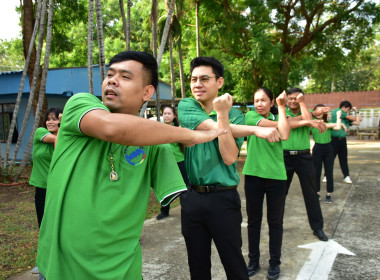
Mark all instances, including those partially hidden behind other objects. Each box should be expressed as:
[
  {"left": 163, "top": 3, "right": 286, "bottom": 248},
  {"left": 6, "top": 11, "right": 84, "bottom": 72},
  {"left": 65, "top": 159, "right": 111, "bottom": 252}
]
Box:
[{"left": 80, "top": 109, "right": 226, "bottom": 147}]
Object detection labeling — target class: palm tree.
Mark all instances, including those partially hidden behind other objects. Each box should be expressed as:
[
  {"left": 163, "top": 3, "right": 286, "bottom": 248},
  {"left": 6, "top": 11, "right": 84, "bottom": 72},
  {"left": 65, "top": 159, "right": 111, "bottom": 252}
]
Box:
[
  {"left": 87, "top": 0, "right": 94, "bottom": 95},
  {"left": 119, "top": 0, "right": 131, "bottom": 50},
  {"left": 3, "top": 0, "right": 43, "bottom": 171},
  {"left": 95, "top": 0, "right": 106, "bottom": 83},
  {"left": 195, "top": 0, "right": 200, "bottom": 57},
  {"left": 8, "top": 0, "right": 49, "bottom": 174},
  {"left": 16, "top": 0, "right": 55, "bottom": 180}
]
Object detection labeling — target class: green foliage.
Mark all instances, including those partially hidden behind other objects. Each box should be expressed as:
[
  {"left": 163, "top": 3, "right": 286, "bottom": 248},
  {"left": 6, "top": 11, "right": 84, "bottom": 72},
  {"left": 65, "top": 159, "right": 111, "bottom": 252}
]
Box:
[
  {"left": 0, "top": 39, "right": 24, "bottom": 71},
  {"left": 2, "top": 0, "right": 379, "bottom": 99}
]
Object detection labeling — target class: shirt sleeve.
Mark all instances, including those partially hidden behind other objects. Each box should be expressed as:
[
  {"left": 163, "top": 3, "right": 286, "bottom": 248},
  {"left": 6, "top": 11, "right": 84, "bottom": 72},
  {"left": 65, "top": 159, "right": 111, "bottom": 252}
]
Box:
[
  {"left": 178, "top": 98, "right": 210, "bottom": 130},
  {"left": 60, "top": 93, "right": 109, "bottom": 136},
  {"left": 149, "top": 144, "right": 187, "bottom": 206},
  {"left": 245, "top": 110, "right": 264, "bottom": 126}
]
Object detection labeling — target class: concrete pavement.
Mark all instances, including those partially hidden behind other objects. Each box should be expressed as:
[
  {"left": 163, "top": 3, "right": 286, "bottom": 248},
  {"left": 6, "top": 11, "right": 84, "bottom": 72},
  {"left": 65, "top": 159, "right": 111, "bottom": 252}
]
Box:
[{"left": 10, "top": 139, "right": 380, "bottom": 280}]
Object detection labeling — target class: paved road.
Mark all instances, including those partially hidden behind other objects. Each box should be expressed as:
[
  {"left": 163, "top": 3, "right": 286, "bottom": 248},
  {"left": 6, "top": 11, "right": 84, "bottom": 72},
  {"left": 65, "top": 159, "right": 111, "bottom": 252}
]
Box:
[{"left": 10, "top": 139, "right": 380, "bottom": 280}]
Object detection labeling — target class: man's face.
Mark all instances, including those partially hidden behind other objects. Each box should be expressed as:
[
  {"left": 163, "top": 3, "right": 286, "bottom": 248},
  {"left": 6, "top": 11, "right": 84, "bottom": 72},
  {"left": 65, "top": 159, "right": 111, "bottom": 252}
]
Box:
[
  {"left": 341, "top": 106, "right": 351, "bottom": 113},
  {"left": 287, "top": 92, "right": 301, "bottom": 111},
  {"left": 190, "top": 66, "right": 223, "bottom": 104},
  {"left": 102, "top": 60, "right": 153, "bottom": 115}
]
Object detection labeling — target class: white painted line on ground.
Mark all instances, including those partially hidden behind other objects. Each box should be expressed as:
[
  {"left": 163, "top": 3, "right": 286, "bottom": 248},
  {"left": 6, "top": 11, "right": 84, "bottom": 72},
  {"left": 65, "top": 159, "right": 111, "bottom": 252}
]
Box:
[{"left": 296, "top": 239, "right": 355, "bottom": 280}]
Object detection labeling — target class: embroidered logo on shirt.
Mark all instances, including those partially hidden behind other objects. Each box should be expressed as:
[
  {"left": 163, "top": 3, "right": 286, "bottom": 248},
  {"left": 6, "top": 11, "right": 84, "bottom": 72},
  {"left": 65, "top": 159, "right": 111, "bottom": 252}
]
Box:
[{"left": 124, "top": 146, "right": 146, "bottom": 166}]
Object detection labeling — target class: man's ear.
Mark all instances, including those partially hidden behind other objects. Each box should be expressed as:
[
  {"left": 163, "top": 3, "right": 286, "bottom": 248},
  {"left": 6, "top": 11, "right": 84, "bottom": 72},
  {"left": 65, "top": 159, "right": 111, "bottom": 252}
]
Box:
[
  {"left": 143, "top": 85, "right": 155, "bottom": 102},
  {"left": 217, "top": 77, "right": 224, "bottom": 90}
]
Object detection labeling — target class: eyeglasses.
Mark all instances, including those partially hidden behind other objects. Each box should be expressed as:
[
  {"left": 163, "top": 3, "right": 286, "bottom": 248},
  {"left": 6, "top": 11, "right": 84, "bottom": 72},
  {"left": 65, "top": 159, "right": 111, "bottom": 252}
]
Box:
[{"left": 190, "top": 75, "right": 216, "bottom": 85}]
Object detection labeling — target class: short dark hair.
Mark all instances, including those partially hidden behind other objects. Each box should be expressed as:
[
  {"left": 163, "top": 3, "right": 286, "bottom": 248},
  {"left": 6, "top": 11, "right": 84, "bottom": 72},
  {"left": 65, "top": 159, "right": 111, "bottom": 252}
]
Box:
[
  {"left": 109, "top": 51, "right": 158, "bottom": 90},
  {"left": 339, "top": 100, "right": 352, "bottom": 109},
  {"left": 190, "top": 57, "right": 224, "bottom": 78},
  {"left": 43, "top": 107, "right": 62, "bottom": 128},
  {"left": 287, "top": 87, "right": 304, "bottom": 95}
]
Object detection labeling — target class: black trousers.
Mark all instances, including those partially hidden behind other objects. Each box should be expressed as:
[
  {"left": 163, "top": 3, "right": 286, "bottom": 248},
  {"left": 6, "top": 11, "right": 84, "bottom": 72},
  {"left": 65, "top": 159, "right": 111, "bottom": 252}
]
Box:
[
  {"left": 284, "top": 152, "right": 324, "bottom": 231},
  {"left": 312, "top": 143, "right": 335, "bottom": 193},
  {"left": 160, "top": 161, "right": 189, "bottom": 215},
  {"left": 35, "top": 187, "right": 46, "bottom": 228},
  {"left": 244, "top": 175, "right": 286, "bottom": 266},
  {"left": 331, "top": 137, "right": 350, "bottom": 178},
  {"left": 181, "top": 188, "right": 248, "bottom": 280}
]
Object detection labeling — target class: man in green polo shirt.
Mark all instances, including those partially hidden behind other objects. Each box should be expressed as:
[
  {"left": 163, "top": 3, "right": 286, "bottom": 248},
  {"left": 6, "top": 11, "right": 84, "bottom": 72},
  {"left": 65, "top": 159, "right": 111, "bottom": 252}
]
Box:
[
  {"left": 282, "top": 87, "right": 329, "bottom": 242},
  {"left": 330, "top": 101, "right": 361, "bottom": 184},
  {"left": 178, "top": 57, "right": 281, "bottom": 280},
  {"left": 36, "top": 51, "right": 226, "bottom": 280}
]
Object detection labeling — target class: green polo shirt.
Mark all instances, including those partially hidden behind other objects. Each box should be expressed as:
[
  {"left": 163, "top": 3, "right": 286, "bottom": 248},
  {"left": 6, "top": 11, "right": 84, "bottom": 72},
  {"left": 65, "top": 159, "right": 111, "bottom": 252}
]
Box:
[
  {"left": 37, "top": 93, "right": 186, "bottom": 280},
  {"left": 311, "top": 122, "right": 332, "bottom": 144},
  {"left": 331, "top": 108, "right": 352, "bottom": 138},
  {"left": 178, "top": 98, "right": 244, "bottom": 187},
  {"left": 168, "top": 123, "right": 185, "bottom": 162},
  {"left": 282, "top": 108, "right": 311, "bottom": 151},
  {"left": 242, "top": 111, "right": 286, "bottom": 180},
  {"left": 29, "top": 127, "right": 55, "bottom": 189}
]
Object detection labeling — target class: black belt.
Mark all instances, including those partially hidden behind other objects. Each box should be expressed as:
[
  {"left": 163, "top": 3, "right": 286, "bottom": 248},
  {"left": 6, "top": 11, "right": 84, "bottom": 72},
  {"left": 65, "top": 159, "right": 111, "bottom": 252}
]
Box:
[
  {"left": 189, "top": 184, "right": 237, "bottom": 193},
  {"left": 332, "top": 136, "right": 346, "bottom": 140},
  {"left": 284, "top": 149, "right": 310, "bottom": 156}
]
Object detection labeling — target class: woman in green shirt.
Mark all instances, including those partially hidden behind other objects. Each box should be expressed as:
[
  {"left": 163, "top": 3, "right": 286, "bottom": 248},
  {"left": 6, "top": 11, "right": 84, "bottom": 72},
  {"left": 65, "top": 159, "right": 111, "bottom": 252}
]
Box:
[
  {"left": 311, "top": 104, "right": 344, "bottom": 203},
  {"left": 29, "top": 107, "right": 61, "bottom": 274},
  {"left": 243, "top": 88, "right": 290, "bottom": 280},
  {"left": 156, "top": 106, "right": 189, "bottom": 220},
  {"left": 29, "top": 107, "right": 62, "bottom": 227}
]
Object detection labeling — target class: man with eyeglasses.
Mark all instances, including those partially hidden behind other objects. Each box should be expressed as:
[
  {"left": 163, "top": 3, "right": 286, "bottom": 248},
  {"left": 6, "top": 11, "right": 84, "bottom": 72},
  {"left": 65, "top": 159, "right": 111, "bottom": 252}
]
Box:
[
  {"left": 282, "top": 87, "right": 329, "bottom": 242},
  {"left": 178, "top": 56, "right": 280, "bottom": 279}
]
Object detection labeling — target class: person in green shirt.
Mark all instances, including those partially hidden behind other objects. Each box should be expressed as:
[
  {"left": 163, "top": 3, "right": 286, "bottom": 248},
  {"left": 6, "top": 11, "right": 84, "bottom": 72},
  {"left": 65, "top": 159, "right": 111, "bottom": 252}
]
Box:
[
  {"left": 311, "top": 104, "right": 344, "bottom": 203},
  {"left": 178, "top": 57, "right": 281, "bottom": 280},
  {"left": 36, "top": 51, "right": 225, "bottom": 280},
  {"left": 282, "top": 87, "right": 329, "bottom": 242},
  {"left": 29, "top": 107, "right": 61, "bottom": 275},
  {"left": 156, "top": 105, "right": 189, "bottom": 220},
  {"left": 330, "top": 101, "right": 361, "bottom": 184},
  {"left": 243, "top": 88, "right": 290, "bottom": 280}
]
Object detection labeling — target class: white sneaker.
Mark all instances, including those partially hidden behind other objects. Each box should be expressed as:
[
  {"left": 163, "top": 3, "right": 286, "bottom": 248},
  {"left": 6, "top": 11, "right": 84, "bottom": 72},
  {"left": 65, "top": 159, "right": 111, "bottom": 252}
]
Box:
[
  {"left": 343, "top": 176, "right": 352, "bottom": 184},
  {"left": 322, "top": 176, "right": 327, "bottom": 183},
  {"left": 31, "top": 266, "right": 39, "bottom": 274}
]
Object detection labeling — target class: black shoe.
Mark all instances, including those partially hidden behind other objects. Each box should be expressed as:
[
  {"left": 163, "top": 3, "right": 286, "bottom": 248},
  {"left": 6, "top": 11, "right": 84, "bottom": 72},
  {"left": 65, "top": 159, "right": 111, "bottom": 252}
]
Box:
[
  {"left": 325, "top": 195, "right": 332, "bottom": 204},
  {"left": 247, "top": 261, "right": 260, "bottom": 277},
  {"left": 267, "top": 264, "right": 280, "bottom": 280},
  {"left": 156, "top": 212, "right": 169, "bottom": 220},
  {"left": 313, "top": 229, "right": 328, "bottom": 241}
]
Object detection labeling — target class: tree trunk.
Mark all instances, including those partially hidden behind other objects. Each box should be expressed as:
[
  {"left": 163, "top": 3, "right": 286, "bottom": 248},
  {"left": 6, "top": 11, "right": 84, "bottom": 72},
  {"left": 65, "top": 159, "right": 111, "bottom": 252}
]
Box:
[
  {"left": 156, "top": 0, "right": 176, "bottom": 120},
  {"left": 16, "top": 0, "right": 55, "bottom": 181},
  {"left": 140, "top": 0, "right": 159, "bottom": 118},
  {"left": 177, "top": 35, "right": 185, "bottom": 99},
  {"left": 95, "top": 0, "right": 106, "bottom": 83},
  {"left": 119, "top": 0, "right": 131, "bottom": 50},
  {"left": 126, "top": 0, "right": 131, "bottom": 50},
  {"left": 87, "top": 0, "right": 94, "bottom": 94},
  {"left": 195, "top": 0, "right": 200, "bottom": 57},
  {"left": 169, "top": 30, "right": 176, "bottom": 107},
  {"left": 8, "top": 0, "right": 48, "bottom": 174},
  {"left": 3, "top": 0, "right": 43, "bottom": 170}
]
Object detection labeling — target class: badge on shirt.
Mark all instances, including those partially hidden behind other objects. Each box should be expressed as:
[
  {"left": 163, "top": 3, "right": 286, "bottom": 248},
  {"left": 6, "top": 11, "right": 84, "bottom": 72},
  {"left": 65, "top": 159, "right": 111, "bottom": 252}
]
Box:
[{"left": 124, "top": 146, "right": 146, "bottom": 166}]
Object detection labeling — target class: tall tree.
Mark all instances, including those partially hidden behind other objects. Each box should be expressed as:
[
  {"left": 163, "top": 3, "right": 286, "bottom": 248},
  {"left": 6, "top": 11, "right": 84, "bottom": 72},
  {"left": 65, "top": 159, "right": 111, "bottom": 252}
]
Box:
[
  {"left": 2, "top": 0, "right": 43, "bottom": 171},
  {"left": 95, "top": 0, "right": 106, "bottom": 83},
  {"left": 87, "top": 0, "right": 95, "bottom": 94},
  {"left": 16, "top": 0, "right": 55, "bottom": 181},
  {"left": 195, "top": 0, "right": 200, "bottom": 57}
]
